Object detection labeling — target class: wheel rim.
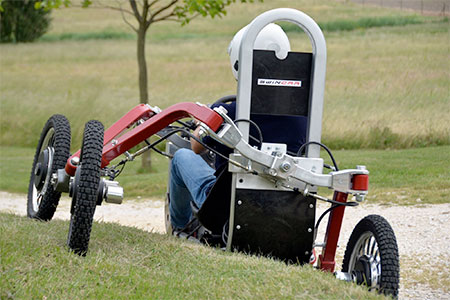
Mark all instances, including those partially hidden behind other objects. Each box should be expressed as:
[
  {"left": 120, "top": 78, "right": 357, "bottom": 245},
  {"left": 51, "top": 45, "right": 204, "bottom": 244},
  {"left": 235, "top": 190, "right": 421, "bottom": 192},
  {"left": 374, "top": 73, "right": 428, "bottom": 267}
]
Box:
[
  {"left": 31, "top": 128, "right": 55, "bottom": 213},
  {"left": 348, "top": 231, "right": 381, "bottom": 290}
]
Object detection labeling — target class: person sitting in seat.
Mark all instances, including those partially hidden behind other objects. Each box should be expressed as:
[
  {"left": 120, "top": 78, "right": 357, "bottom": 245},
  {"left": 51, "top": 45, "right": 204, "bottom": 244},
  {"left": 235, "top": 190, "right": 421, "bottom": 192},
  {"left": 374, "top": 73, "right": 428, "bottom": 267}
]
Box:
[{"left": 169, "top": 23, "right": 306, "bottom": 231}]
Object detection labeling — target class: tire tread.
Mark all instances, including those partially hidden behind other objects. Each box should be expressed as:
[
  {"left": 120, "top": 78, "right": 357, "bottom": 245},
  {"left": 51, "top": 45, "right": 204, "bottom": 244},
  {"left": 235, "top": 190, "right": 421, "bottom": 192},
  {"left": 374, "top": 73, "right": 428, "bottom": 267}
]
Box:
[
  {"left": 27, "top": 114, "right": 71, "bottom": 220},
  {"left": 67, "top": 120, "right": 104, "bottom": 255}
]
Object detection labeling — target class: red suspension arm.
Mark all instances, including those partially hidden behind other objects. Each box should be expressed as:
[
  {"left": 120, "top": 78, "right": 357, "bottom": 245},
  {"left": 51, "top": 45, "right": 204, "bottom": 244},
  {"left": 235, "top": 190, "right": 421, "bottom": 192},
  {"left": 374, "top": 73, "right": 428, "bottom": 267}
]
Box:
[
  {"left": 66, "top": 102, "right": 223, "bottom": 176},
  {"left": 318, "top": 191, "right": 348, "bottom": 272}
]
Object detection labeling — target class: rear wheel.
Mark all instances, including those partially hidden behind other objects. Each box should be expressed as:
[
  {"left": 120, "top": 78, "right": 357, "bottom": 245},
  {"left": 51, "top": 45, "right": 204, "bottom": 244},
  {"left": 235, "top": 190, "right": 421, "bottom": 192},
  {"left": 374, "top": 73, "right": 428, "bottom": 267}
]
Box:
[
  {"left": 342, "top": 214, "right": 399, "bottom": 298},
  {"left": 27, "top": 115, "right": 71, "bottom": 220},
  {"left": 67, "top": 120, "right": 104, "bottom": 255}
]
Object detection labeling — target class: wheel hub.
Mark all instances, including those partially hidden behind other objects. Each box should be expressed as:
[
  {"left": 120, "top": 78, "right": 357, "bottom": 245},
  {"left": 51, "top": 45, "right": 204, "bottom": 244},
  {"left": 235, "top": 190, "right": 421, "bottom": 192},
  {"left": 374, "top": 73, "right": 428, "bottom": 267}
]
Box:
[
  {"left": 34, "top": 148, "right": 51, "bottom": 190},
  {"left": 352, "top": 255, "right": 379, "bottom": 289}
]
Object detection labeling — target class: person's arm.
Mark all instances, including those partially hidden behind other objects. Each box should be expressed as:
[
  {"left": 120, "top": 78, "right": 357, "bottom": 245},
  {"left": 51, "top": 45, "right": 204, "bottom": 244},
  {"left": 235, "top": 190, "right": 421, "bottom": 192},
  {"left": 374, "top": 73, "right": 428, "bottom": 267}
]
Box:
[{"left": 191, "top": 123, "right": 206, "bottom": 154}]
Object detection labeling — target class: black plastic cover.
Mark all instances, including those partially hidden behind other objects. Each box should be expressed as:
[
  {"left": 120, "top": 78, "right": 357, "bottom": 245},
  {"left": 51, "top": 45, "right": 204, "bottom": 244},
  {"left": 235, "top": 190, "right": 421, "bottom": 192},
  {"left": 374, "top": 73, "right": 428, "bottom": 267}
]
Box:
[{"left": 232, "top": 189, "right": 316, "bottom": 264}]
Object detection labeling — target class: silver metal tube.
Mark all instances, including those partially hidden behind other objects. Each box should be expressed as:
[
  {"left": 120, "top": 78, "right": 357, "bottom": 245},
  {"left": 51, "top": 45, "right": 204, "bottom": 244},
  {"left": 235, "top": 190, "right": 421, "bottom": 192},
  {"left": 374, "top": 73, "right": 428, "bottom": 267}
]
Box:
[{"left": 236, "top": 8, "right": 327, "bottom": 159}]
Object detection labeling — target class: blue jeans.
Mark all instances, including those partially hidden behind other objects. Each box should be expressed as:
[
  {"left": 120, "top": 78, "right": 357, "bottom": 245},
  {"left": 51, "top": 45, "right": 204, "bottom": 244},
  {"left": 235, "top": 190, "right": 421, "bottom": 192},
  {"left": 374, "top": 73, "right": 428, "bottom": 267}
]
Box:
[{"left": 169, "top": 148, "right": 216, "bottom": 229}]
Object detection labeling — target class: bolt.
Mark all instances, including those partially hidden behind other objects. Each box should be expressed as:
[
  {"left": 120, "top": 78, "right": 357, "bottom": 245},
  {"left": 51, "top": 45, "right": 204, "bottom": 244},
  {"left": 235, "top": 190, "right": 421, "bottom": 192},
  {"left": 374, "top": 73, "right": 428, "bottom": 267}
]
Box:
[
  {"left": 237, "top": 200, "right": 242, "bottom": 205},
  {"left": 111, "top": 139, "right": 118, "bottom": 146},
  {"left": 71, "top": 157, "right": 80, "bottom": 166},
  {"left": 236, "top": 225, "right": 241, "bottom": 230},
  {"left": 311, "top": 166, "right": 316, "bottom": 173},
  {"left": 280, "top": 162, "right": 291, "bottom": 172},
  {"left": 355, "top": 194, "right": 365, "bottom": 202},
  {"left": 51, "top": 173, "right": 58, "bottom": 185},
  {"left": 309, "top": 204, "right": 314, "bottom": 209},
  {"left": 308, "top": 228, "right": 312, "bottom": 233},
  {"left": 305, "top": 251, "right": 309, "bottom": 255},
  {"left": 356, "top": 165, "right": 366, "bottom": 171},
  {"left": 268, "top": 168, "right": 277, "bottom": 176}
]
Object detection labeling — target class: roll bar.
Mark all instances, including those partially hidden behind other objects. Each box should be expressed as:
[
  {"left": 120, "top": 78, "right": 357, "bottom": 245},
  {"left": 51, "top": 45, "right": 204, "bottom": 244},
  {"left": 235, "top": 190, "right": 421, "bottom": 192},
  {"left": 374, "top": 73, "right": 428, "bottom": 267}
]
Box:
[{"left": 236, "top": 8, "right": 327, "bottom": 159}]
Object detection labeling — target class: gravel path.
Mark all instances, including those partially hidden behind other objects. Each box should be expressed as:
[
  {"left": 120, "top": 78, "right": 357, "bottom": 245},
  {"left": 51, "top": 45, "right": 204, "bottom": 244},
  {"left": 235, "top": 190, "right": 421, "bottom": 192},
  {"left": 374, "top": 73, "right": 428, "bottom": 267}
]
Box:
[{"left": 1, "top": 191, "right": 449, "bottom": 299}]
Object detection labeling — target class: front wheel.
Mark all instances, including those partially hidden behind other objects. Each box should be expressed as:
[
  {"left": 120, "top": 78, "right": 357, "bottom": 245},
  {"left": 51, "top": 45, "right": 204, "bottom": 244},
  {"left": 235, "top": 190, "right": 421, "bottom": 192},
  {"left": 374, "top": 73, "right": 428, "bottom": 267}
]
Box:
[
  {"left": 342, "top": 214, "right": 399, "bottom": 298},
  {"left": 67, "top": 120, "right": 104, "bottom": 255},
  {"left": 27, "top": 114, "right": 71, "bottom": 220}
]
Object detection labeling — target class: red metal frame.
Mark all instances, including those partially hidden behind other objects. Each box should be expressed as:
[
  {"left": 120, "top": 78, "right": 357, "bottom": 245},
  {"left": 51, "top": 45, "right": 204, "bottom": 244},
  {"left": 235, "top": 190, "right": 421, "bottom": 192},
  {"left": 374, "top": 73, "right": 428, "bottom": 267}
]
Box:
[
  {"left": 318, "top": 191, "right": 349, "bottom": 272},
  {"left": 65, "top": 102, "right": 223, "bottom": 176}
]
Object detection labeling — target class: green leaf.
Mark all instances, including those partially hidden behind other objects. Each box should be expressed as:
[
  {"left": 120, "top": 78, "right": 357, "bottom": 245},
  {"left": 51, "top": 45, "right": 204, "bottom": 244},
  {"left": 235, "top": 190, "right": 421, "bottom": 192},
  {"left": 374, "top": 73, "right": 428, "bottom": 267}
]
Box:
[{"left": 81, "top": 0, "right": 92, "bottom": 8}]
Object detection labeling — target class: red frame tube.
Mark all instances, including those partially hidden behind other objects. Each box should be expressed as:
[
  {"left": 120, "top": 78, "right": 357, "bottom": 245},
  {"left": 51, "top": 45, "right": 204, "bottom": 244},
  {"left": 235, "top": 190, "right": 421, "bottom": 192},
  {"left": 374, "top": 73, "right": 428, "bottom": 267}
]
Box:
[
  {"left": 66, "top": 102, "right": 223, "bottom": 176},
  {"left": 318, "top": 191, "right": 348, "bottom": 272}
]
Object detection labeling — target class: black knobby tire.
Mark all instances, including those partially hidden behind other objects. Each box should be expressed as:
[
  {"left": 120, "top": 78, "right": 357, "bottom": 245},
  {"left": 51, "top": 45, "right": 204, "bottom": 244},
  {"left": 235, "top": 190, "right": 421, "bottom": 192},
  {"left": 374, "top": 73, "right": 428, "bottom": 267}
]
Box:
[
  {"left": 342, "top": 214, "right": 400, "bottom": 298},
  {"left": 27, "top": 114, "right": 71, "bottom": 220},
  {"left": 67, "top": 120, "right": 104, "bottom": 255}
]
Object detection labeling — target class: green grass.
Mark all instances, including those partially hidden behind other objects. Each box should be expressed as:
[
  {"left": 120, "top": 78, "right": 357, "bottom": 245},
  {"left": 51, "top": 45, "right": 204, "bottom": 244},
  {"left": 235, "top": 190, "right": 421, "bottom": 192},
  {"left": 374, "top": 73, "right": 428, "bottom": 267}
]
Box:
[
  {"left": 323, "top": 146, "right": 450, "bottom": 205},
  {"left": 40, "top": 30, "right": 135, "bottom": 42},
  {"left": 2, "top": 145, "right": 449, "bottom": 204},
  {"left": 0, "top": 0, "right": 449, "bottom": 150},
  {"left": 282, "top": 15, "right": 429, "bottom": 33},
  {"left": 0, "top": 212, "right": 388, "bottom": 299},
  {"left": 37, "top": 15, "right": 445, "bottom": 43}
]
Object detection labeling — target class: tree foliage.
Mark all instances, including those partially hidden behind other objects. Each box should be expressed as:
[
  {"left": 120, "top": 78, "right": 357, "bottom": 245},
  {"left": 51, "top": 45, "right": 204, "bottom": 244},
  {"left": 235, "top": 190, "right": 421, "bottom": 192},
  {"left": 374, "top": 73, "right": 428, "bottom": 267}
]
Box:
[{"left": 0, "top": 0, "right": 51, "bottom": 43}]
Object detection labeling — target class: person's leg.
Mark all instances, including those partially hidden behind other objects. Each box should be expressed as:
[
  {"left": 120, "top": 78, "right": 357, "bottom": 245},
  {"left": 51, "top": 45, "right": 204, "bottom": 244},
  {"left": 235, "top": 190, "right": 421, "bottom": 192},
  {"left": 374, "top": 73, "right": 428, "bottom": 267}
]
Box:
[{"left": 169, "top": 148, "right": 216, "bottom": 229}]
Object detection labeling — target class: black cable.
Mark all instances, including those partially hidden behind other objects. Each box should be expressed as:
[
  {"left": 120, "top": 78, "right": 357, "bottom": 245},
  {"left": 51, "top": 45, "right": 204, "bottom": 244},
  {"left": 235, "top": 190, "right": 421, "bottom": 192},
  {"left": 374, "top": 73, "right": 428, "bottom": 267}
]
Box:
[
  {"left": 326, "top": 198, "right": 358, "bottom": 207},
  {"left": 137, "top": 127, "right": 255, "bottom": 175},
  {"left": 314, "top": 205, "right": 337, "bottom": 240},
  {"left": 150, "top": 144, "right": 172, "bottom": 158},
  {"left": 313, "top": 199, "right": 358, "bottom": 240},
  {"left": 113, "top": 161, "right": 127, "bottom": 178},
  {"left": 297, "top": 141, "right": 339, "bottom": 171},
  {"left": 234, "top": 119, "right": 264, "bottom": 148},
  {"left": 323, "top": 163, "right": 335, "bottom": 171},
  {"left": 176, "top": 120, "right": 197, "bottom": 130}
]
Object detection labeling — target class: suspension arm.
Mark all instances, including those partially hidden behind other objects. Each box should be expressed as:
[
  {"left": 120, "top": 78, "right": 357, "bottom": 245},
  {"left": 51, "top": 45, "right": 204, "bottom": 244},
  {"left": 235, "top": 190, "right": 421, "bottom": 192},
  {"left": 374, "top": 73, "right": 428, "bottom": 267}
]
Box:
[
  {"left": 203, "top": 106, "right": 369, "bottom": 195},
  {"left": 65, "top": 102, "right": 223, "bottom": 176}
]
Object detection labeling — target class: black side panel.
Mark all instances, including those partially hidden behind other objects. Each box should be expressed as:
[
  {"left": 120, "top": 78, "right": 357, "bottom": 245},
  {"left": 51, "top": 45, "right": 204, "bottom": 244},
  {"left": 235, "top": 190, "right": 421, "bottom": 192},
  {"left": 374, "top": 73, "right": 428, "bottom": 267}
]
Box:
[
  {"left": 232, "top": 190, "right": 315, "bottom": 264},
  {"left": 197, "top": 170, "right": 232, "bottom": 234},
  {"left": 251, "top": 50, "right": 312, "bottom": 117}
]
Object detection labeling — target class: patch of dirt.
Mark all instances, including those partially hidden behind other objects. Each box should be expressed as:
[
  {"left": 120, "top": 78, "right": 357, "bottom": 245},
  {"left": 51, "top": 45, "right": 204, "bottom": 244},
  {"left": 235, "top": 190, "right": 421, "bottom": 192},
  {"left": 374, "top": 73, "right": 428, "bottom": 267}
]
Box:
[
  {"left": 1, "top": 191, "right": 449, "bottom": 299},
  {"left": 0, "top": 192, "right": 165, "bottom": 233}
]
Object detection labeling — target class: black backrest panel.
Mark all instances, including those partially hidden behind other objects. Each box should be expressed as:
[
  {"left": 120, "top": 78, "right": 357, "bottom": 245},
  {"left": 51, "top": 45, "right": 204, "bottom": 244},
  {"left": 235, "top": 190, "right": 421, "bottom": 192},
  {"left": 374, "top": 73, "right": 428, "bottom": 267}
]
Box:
[{"left": 251, "top": 50, "right": 312, "bottom": 117}]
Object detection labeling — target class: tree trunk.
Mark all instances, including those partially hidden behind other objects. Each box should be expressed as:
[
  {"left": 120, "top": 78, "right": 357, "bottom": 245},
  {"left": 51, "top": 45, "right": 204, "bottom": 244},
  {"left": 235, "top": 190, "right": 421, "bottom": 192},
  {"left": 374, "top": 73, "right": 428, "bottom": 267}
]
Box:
[
  {"left": 137, "top": 22, "right": 152, "bottom": 170},
  {"left": 137, "top": 24, "right": 149, "bottom": 104}
]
